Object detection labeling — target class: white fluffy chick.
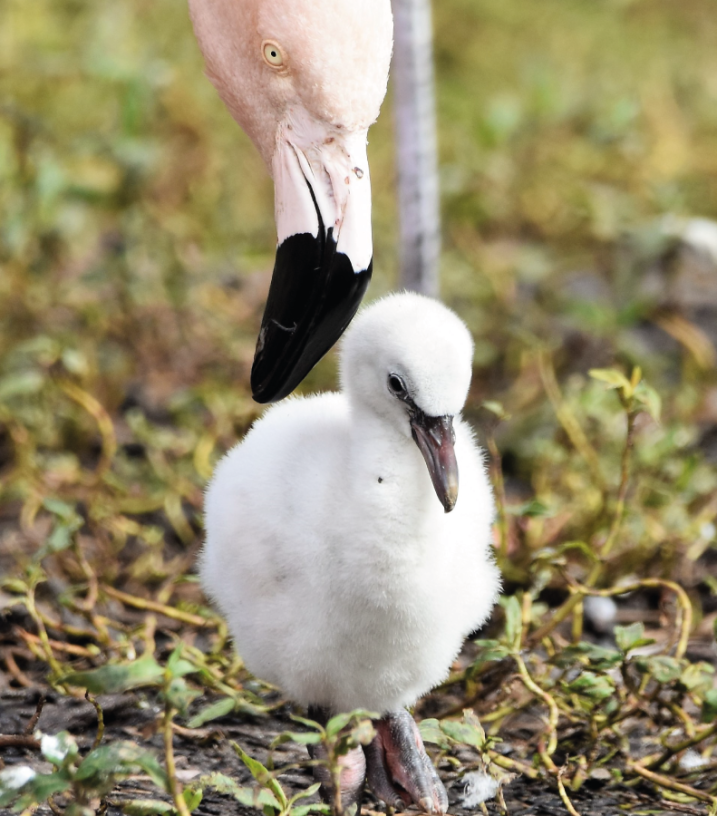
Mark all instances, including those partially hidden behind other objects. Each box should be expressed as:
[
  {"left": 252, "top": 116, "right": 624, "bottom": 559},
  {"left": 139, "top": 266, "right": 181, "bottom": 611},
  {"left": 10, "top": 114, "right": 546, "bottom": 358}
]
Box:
[{"left": 202, "top": 292, "right": 500, "bottom": 812}]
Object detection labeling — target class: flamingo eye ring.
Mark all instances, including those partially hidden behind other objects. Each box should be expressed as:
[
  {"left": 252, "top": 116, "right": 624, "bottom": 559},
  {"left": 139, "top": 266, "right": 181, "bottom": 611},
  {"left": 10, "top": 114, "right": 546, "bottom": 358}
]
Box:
[{"left": 262, "top": 40, "right": 285, "bottom": 68}]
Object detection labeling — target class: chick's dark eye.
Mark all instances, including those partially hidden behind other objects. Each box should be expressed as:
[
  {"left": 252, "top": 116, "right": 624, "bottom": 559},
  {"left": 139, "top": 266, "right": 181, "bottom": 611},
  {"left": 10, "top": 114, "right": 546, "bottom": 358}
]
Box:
[{"left": 388, "top": 374, "right": 407, "bottom": 397}]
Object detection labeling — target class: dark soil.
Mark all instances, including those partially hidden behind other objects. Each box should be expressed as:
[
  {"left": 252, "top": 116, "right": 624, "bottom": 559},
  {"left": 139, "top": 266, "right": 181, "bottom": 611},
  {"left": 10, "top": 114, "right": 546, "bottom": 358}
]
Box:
[{"left": 0, "top": 687, "right": 707, "bottom": 816}]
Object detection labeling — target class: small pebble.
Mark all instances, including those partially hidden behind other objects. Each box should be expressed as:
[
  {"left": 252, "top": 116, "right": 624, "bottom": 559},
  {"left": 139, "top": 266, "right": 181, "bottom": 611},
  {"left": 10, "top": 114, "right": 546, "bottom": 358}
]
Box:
[
  {"left": 583, "top": 595, "right": 617, "bottom": 634},
  {"left": 679, "top": 749, "right": 706, "bottom": 771}
]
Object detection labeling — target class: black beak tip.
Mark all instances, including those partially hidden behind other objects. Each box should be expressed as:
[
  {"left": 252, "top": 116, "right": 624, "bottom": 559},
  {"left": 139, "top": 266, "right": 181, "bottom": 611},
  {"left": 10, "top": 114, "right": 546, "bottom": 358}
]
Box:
[{"left": 249, "top": 232, "right": 372, "bottom": 403}]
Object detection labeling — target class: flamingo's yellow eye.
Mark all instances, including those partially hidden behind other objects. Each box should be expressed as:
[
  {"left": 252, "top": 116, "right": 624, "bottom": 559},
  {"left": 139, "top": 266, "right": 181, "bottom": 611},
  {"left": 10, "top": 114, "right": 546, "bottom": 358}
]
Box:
[{"left": 262, "top": 40, "right": 285, "bottom": 68}]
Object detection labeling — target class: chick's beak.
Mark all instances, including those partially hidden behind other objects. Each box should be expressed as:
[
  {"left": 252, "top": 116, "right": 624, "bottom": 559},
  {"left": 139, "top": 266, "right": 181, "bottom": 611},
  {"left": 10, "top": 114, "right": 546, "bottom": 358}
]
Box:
[{"left": 410, "top": 414, "right": 459, "bottom": 513}]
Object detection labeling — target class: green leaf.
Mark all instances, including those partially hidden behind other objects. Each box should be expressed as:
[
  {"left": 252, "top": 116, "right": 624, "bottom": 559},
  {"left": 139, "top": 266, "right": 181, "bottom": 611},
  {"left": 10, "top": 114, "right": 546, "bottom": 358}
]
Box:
[
  {"left": 61, "top": 348, "right": 89, "bottom": 376},
  {"left": 270, "top": 731, "right": 322, "bottom": 748},
  {"left": 166, "top": 645, "right": 197, "bottom": 679},
  {"left": 506, "top": 499, "right": 552, "bottom": 518},
  {"left": 44, "top": 520, "right": 82, "bottom": 555},
  {"left": 634, "top": 656, "right": 684, "bottom": 684},
  {"left": 36, "top": 500, "right": 84, "bottom": 558},
  {"left": 348, "top": 718, "right": 376, "bottom": 747},
  {"left": 499, "top": 595, "right": 522, "bottom": 648},
  {"left": 65, "top": 804, "right": 95, "bottom": 816},
  {"left": 289, "top": 713, "right": 325, "bottom": 733},
  {"left": 232, "top": 744, "right": 288, "bottom": 809},
  {"left": 74, "top": 741, "right": 169, "bottom": 792},
  {"left": 187, "top": 696, "right": 236, "bottom": 728},
  {"left": 463, "top": 709, "right": 487, "bottom": 740},
  {"left": 289, "top": 782, "right": 322, "bottom": 804},
  {"left": 701, "top": 689, "right": 717, "bottom": 723},
  {"left": 183, "top": 786, "right": 203, "bottom": 811},
  {"left": 419, "top": 719, "right": 449, "bottom": 749},
  {"left": 680, "top": 662, "right": 715, "bottom": 693},
  {"left": 614, "top": 622, "right": 654, "bottom": 654},
  {"left": 439, "top": 717, "right": 485, "bottom": 749},
  {"left": 1, "top": 577, "right": 28, "bottom": 594},
  {"left": 164, "top": 677, "right": 201, "bottom": 717},
  {"left": 325, "top": 710, "right": 378, "bottom": 738},
  {"left": 203, "top": 771, "right": 282, "bottom": 810},
  {"left": 563, "top": 671, "right": 615, "bottom": 700},
  {"left": 634, "top": 382, "right": 661, "bottom": 421},
  {"left": 62, "top": 656, "right": 164, "bottom": 693},
  {"left": 0, "top": 371, "right": 44, "bottom": 401},
  {"left": 589, "top": 368, "right": 632, "bottom": 391},
  {"left": 121, "top": 800, "right": 175, "bottom": 815},
  {"left": 292, "top": 805, "right": 332, "bottom": 816},
  {"left": 40, "top": 731, "right": 79, "bottom": 766},
  {"left": 556, "top": 541, "right": 598, "bottom": 562},
  {"left": 556, "top": 642, "right": 622, "bottom": 670},
  {"left": 11, "top": 770, "right": 72, "bottom": 809},
  {"left": 481, "top": 400, "right": 509, "bottom": 420},
  {"left": 233, "top": 743, "right": 270, "bottom": 782},
  {"left": 473, "top": 639, "right": 512, "bottom": 663},
  {"left": 42, "top": 498, "right": 79, "bottom": 521},
  {"left": 325, "top": 712, "right": 353, "bottom": 737}
]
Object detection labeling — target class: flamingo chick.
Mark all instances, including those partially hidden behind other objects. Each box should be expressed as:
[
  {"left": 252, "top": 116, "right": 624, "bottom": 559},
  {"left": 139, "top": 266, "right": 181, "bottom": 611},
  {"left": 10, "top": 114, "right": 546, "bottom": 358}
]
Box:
[
  {"left": 201, "top": 293, "right": 500, "bottom": 812},
  {"left": 189, "top": 0, "right": 393, "bottom": 403}
]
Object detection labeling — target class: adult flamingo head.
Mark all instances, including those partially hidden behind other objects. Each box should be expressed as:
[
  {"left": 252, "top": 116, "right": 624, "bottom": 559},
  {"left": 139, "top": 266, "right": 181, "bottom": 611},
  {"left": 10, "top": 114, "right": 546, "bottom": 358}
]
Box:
[{"left": 189, "top": 0, "right": 394, "bottom": 402}]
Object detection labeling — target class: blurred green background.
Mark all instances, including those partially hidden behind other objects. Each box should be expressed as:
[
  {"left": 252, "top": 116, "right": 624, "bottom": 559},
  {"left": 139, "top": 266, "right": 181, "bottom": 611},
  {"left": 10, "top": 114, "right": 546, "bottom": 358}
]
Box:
[{"left": 3, "top": 0, "right": 717, "bottom": 390}]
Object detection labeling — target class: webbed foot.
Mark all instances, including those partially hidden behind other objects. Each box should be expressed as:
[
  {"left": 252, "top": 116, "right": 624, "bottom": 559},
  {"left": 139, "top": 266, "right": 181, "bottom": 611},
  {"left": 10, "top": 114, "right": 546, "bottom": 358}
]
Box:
[{"left": 364, "top": 709, "right": 448, "bottom": 813}]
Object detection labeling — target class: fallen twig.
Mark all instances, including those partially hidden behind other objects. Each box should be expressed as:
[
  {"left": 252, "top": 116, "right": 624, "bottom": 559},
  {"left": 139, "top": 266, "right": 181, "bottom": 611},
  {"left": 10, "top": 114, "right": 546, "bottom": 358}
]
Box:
[
  {"left": 629, "top": 761, "right": 717, "bottom": 805},
  {"left": 102, "top": 585, "right": 209, "bottom": 627},
  {"left": 23, "top": 694, "right": 45, "bottom": 735}
]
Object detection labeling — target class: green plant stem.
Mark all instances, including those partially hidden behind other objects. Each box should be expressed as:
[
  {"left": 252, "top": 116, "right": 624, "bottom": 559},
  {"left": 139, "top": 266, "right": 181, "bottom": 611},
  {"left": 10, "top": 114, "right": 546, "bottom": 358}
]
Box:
[
  {"left": 24, "top": 694, "right": 45, "bottom": 734},
  {"left": 520, "top": 591, "right": 532, "bottom": 648},
  {"left": 586, "top": 404, "right": 638, "bottom": 587},
  {"left": 330, "top": 748, "right": 345, "bottom": 816},
  {"left": 643, "top": 720, "right": 717, "bottom": 772},
  {"left": 24, "top": 584, "right": 64, "bottom": 679},
  {"left": 571, "top": 598, "right": 584, "bottom": 643},
  {"left": 163, "top": 702, "right": 191, "bottom": 816},
  {"left": 537, "top": 351, "right": 605, "bottom": 489},
  {"left": 579, "top": 579, "right": 692, "bottom": 659},
  {"left": 629, "top": 761, "right": 717, "bottom": 805},
  {"left": 667, "top": 701, "right": 697, "bottom": 739},
  {"left": 556, "top": 767, "right": 582, "bottom": 816},
  {"left": 47, "top": 795, "right": 63, "bottom": 815},
  {"left": 86, "top": 692, "right": 104, "bottom": 751},
  {"left": 530, "top": 388, "right": 641, "bottom": 647},
  {"left": 514, "top": 652, "right": 558, "bottom": 756},
  {"left": 531, "top": 577, "right": 691, "bottom": 659},
  {"left": 58, "top": 379, "right": 117, "bottom": 480},
  {"left": 487, "top": 751, "right": 540, "bottom": 779},
  {"left": 486, "top": 432, "right": 509, "bottom": 560},
  {"left": 102, "top": 585, "right": 209, "bottom": 627},
  {"left": 528, "top": 588, "right": 582, "bottom": 646}
]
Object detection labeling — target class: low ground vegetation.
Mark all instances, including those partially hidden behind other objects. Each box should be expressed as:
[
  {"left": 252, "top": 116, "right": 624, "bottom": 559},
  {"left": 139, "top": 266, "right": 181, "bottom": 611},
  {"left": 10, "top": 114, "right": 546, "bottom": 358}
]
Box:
[{"left": 2, "top": 0, "right": 717, "bottom": 813}]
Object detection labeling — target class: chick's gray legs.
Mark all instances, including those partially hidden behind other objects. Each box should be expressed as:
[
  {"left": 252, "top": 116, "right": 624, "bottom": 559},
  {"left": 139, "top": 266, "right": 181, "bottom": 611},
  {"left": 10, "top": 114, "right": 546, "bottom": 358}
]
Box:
[
  {"left": 307, "top": 706, "right": 366, "bottom": 813},
  {"left": 306, "top": 707, "right": 447, "bottom": 815},
  {"left": 364, "top": 709, "right": 448, "bottom": 814}
]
